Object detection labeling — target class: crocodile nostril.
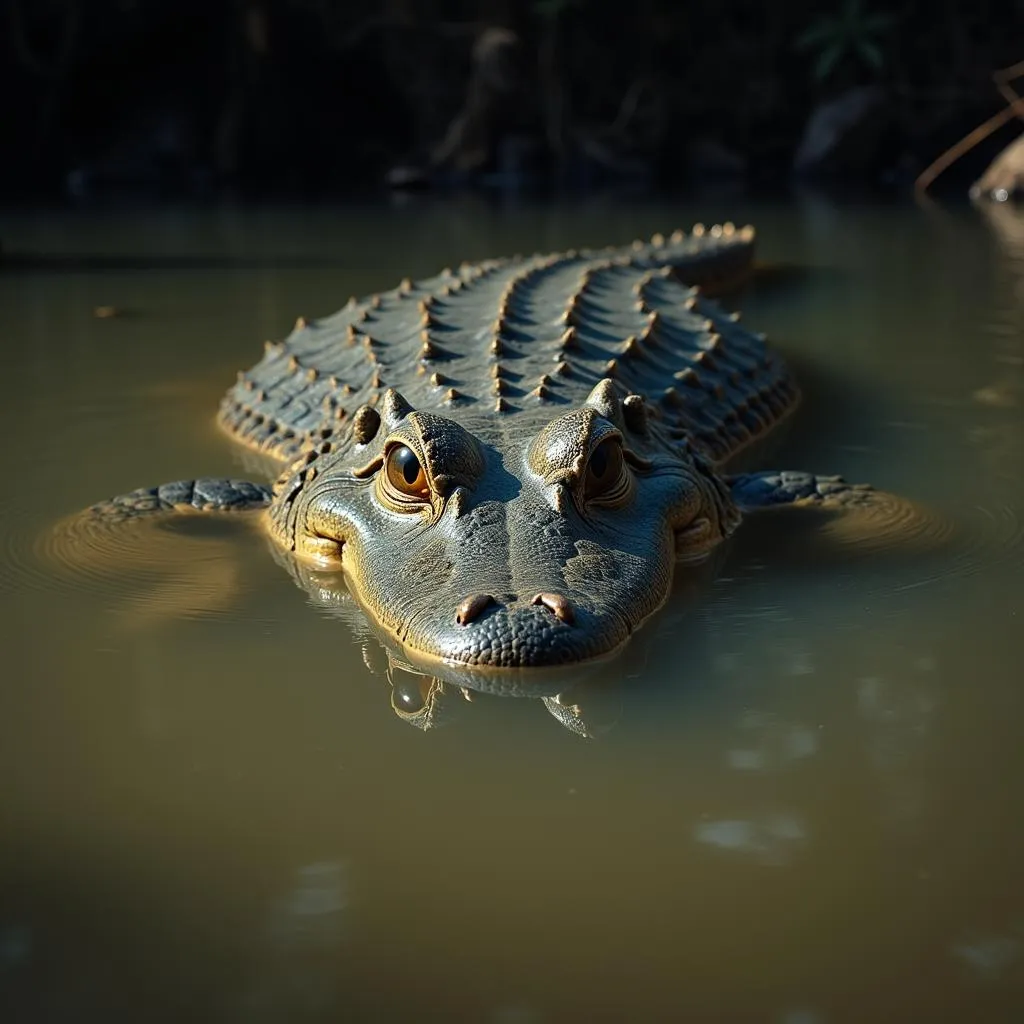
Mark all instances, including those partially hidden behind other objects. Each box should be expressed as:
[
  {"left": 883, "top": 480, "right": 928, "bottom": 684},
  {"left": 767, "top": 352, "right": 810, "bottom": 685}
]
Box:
[
  {"left": 531, "top": 592, "right": 576, "bottom": 625},
  {"left": 455, "top": 593, "right": 496, "bottom": 626}
]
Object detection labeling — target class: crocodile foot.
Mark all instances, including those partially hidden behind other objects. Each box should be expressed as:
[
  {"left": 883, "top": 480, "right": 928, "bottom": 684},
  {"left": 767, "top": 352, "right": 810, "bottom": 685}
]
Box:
[
  {"left": 728, "top": 470, "right": 953, "bottom": 555},
  {"left": 84, "top": 478, "right": 272, "bottom": 522},
  {"left": 47, "top": 478, "right": 272, "bottom": 624}
]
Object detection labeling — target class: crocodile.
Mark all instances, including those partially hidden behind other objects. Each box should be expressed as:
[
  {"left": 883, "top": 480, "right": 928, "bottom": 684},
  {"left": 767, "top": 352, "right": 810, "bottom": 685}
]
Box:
[{"left": 74, "top": 223, "right": 901, "bottom": 675}]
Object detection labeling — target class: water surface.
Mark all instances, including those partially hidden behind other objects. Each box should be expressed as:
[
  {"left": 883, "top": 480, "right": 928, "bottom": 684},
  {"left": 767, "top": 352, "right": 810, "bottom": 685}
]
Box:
[{"left": 1, "top": 197, "right": 1022, "bottom": 1022}]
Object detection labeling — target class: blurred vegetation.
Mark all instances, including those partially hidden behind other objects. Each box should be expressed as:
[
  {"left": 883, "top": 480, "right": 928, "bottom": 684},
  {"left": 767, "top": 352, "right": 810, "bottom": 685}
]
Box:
[
  {"left": 1, "top": 0, "right": 1022, "bottom": 197},
  {"left": 794, "top": 0, "right": 896, "bottom": 83}
]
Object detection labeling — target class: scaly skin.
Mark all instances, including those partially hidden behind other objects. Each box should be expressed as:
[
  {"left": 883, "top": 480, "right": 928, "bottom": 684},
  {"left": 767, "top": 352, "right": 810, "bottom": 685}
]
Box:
[
  {"left": 69, "top": 224, "right": 900, "bottom": 671},
  {"left": 83, "top": 479, "right": 272, "bottom": 521}
]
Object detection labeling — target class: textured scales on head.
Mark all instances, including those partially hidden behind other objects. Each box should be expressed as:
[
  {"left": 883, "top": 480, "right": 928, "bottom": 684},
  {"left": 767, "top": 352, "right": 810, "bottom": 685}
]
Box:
[{"left": 258, "top": 345, "right": 751, "bottom": 672}]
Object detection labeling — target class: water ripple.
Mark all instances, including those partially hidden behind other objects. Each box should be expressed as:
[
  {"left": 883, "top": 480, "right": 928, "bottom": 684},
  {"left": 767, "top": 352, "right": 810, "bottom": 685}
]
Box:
[{"left": 0, "top": 371, "right": 275, "bottom": 624}]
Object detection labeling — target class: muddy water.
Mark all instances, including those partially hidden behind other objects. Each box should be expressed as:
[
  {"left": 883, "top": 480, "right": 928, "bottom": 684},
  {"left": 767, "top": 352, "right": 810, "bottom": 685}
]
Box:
[{"left": 0, "top": 197, "right": 1022, "bottom": 1023}]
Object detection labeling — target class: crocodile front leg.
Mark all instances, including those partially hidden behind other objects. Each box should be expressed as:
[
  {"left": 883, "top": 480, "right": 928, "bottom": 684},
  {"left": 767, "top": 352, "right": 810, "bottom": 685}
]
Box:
[
  {"left": 85, "top": 478, "right": 272, "bottom": 522},
  {"left": 727, "top": 471, "right": 876, "bottom": 511},
  {"left": 727, "top": 470, "right": 951, "bottom": 554},
  {"left": 52, "top": 478, "right": 273, "bottom": 623}
]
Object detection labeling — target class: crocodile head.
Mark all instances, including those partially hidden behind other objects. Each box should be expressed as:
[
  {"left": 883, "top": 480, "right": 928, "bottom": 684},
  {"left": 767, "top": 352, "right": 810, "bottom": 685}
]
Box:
[{"left": 271, "top": 381, "right": 740, "bottom": 670}]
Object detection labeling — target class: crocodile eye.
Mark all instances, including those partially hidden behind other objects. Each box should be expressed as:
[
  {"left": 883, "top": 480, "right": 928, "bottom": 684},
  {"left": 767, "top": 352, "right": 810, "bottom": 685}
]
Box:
[
  {"left": 583, "top": 437, "right": 628, "bottom": 504},
  {"left": 384, "top": 445, "right": 429, "bottom": 499}
]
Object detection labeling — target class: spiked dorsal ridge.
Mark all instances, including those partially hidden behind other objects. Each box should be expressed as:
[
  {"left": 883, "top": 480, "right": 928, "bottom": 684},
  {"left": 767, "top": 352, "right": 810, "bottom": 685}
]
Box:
[
  {"left": 381, "top": 389, "right": 414, "bottom": 426},
  {"left": 632, "top": 272, "right": 652, "bottom": 296},
  {"left": 222, "top": 227, "right": 773, "bottom": 465},
  {"left": 352, "top": 405, "right": 381, "bottom": 445},
  {"left": 586, "top": 378, "right": 620, "bottom": 419},
  {"left": 622, "top": 393, "right": 648, "bottom": 434}
]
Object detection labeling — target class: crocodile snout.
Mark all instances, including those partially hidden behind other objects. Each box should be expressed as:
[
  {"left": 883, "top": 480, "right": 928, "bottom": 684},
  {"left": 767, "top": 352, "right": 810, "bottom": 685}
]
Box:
[
  {"left": 455, "top": 593, "right": 497, "bottom": 625},
  {"left": 455, "top": 591, "right": 577, "bottom": 627},
  {"left": 530, "top": 591, "right": 575, "bottom": 624}
]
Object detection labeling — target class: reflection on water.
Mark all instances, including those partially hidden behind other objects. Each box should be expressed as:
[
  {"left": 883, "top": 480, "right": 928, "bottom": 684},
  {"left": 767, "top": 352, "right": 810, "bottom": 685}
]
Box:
[
  {"left": 694, "top": 813, "right": 807, "bottom": 866},
  {"left": 268, "top": 535, "right": 722, "bottom": 734},
  {"left": 239, "top": 861, "right": 349, "bottom": 1022},
  {"left": 1, "top": 197, "right": 1024, "bottom": 1021},
  {"left": 954, "top": 929, "right": 1024, "bottom": 981}
]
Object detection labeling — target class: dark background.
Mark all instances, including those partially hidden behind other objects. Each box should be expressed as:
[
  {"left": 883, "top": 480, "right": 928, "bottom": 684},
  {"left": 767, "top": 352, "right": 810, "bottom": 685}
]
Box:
[{"left": 2, "top": 0, "right": 1023, "bottom": 201}]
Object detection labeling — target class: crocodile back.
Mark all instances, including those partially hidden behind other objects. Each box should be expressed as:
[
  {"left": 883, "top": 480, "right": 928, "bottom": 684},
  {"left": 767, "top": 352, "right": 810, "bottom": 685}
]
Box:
[{"left": 218, "top": 224, "right": 798, "bottom": 465}]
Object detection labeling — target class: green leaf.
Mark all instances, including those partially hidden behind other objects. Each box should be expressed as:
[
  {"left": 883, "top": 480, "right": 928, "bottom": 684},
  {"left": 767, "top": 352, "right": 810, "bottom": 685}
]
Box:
[
  {"left": 795, "top": 20, "right": 839, "bottom": 50},
  {"left": 857, "top": 38, "right": 884, "bottom": 69},
  {"left": 862, "top": 12, "right": 896, "bottom": 33},
  {"left": 814, "top": 41, "right": 846, "bottom": 81},
  {"left": 534, "top": 0, "right": 569, "bottom": 18}
]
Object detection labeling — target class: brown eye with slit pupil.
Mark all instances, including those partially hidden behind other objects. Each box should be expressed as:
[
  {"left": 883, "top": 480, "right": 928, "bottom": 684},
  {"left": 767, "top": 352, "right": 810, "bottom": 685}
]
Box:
[
  {"left": 583, "top": 438, "right": 624, "bottom": 500},
  {"left": 385, "top": 445, "right": 429, "bottom": 498}
]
